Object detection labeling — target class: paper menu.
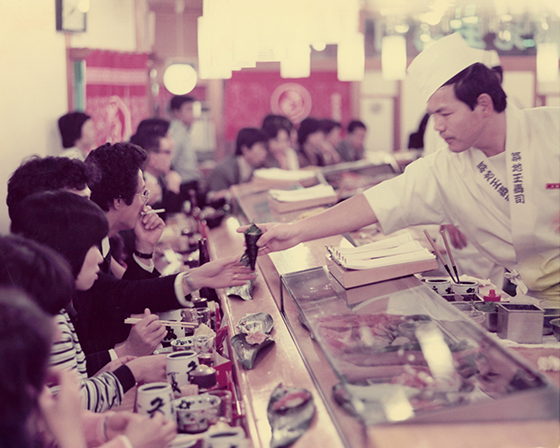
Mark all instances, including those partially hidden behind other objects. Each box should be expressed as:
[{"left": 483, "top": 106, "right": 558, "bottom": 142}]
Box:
[{"left": 327, "top": 233, "right": 436, "bottom": 271}]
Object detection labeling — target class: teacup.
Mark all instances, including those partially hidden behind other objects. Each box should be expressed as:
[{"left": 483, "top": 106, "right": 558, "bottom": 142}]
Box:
[
  {"left": 451, "top": 281, "right": 479, "bottom": 301},
  {"left": 173, "top": 394, "right": 221, "bottom": 433},
  {"left": 205, "top": 426, "right": 247, "bottom": 448},
  {"left": 424, "top": 278, "right": 452, "bottom": 296},
  {"left": 158, "top": 310, "right": 186, "bottom": 349},
  {"left": 167, "top": 351, "right": 199, "bottom": 398},
  {"left": 136, "top": 382, "right": 174, "bottom": 421}
]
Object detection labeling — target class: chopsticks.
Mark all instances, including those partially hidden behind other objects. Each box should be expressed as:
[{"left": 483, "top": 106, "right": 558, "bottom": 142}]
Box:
[
  {"left": 124, "top": 317, "right": 198, "bottom": 328},
  {"left": 423, "top": 230, "right": 459, "bottom": 283},
  {"left": 440, "top": 227, "right": 460, "bottom": 283}
]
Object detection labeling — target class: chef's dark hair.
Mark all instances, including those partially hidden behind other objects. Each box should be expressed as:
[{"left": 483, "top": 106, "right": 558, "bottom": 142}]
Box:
[
  {"left": 85, "top": 142, "right": 147, "bottom": 212},
  {"left": 6, "top": 155, "right": 91, "bottom": 222},
  {"left": 0, "top": 235, "right": 74, "bottom": 315},
  {"left": 443, "top": 62, "right": 507, "bottom": 113},
  {"left": 0, "top": 287, "right": 54, "bottom": 447},
  {"left": 11, "top": 190, "right": 108, "bottom": 279}
]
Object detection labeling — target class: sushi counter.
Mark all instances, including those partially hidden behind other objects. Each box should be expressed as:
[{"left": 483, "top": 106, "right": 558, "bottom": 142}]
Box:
[{"left": 200, "top": 185, "right": 560, "bottom": 448}]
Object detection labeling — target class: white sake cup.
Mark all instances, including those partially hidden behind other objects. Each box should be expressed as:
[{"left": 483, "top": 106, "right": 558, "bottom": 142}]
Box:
[
  {"left": 136, "top": 382, "right": 174, "bottom": 421},
  {"left": 424, "top": 278, "right": 452, "bottom": 296},
  {"left": 167, "top": 350, "right": 199, "bottom": 397}
]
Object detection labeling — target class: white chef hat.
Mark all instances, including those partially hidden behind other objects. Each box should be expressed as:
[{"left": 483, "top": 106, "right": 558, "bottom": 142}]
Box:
[{"left": 407, "top": 33, "right": 484, "bottom": 103}]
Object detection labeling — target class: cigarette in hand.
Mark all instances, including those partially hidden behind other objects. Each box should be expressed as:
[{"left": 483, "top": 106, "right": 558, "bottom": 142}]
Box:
[{"left": 141, "top": 209, "right": 165, "bottom": 216}]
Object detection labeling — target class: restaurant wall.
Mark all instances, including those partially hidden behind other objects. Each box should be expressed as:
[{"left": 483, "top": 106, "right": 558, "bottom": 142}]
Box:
[{"left": 0, "top": 1, "right": 137, "bottom": 234}]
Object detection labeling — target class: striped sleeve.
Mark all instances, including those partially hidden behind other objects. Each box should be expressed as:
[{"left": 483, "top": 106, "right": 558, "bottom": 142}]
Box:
[{"left": 49, "top": 311, "right": 127, "bottom": 413}]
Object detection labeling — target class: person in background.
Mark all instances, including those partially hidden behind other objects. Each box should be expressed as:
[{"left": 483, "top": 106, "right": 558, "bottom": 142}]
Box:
[
  {"left": 6, "top": 156, "right": 91, "bottom": 222},
  {"left": 206, "top": 127, "right": 269, "bottom": 196},
  {"left": 57, "top": 112, "right": 97, "bottom": 161},
  {"left": 168, "top": 95, "right": 201, "bottom": 191},
  {"left": 261, "top": 114, "right": 299, "bottom": 170},
  {"left": 130, "top": 118, "right": 185, "bottom": 218},
  {"left": 9, "top": 194, "right": 169, "bottom": 413},
  {"left": 336, "top": 119, "right": 367, "bottom": 162},
  {"left": 320, "top": 119, "right": 343, "bottom": 154},
  {"left": 249, "top": 33, "right": 560, "bottom": 307},
  {"left": 296, "top": 117, "right": 339, "bottom": 168},
  {"left": 0, "top": 277, "right": 176, "bottom": 447}
]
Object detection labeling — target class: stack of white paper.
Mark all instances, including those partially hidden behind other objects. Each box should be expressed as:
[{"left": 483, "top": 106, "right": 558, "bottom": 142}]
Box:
[
  {"left": 327, "top": 233, "right": 435, "bottom": 270},
  {"left": 253, "top": 168, "right": 316, "bottom": 182},
  {"left": 269, "top": 184, "right": 336, "bottom": 203}
]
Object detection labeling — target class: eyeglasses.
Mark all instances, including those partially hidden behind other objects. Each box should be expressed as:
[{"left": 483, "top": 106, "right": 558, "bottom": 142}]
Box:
[{"left": 137, "top": 188, "right": 150, "bottom": 203}]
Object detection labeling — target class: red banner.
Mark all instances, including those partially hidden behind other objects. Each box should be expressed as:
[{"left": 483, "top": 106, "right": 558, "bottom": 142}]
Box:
[
  {"left": 84, "top": 50, "right": 149, "bottom": 146},
  {"left": 224, "top": 71, "right": 352, "bottom": 141}
]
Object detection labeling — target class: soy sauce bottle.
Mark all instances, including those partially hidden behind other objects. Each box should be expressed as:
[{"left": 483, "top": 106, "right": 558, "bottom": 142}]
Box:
[{"left": 198, "top": 238, "right": 220, "bottom": 306}]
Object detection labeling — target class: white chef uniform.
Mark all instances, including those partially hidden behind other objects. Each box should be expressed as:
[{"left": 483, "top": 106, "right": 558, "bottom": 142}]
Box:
[{"left": 364, "top": 104, "right": 560, "bottom": 304}]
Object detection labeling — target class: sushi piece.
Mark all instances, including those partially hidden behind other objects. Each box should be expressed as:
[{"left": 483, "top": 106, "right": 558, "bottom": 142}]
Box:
[
  {"left": 243, "top": 223, "right": 262, "bottom": 271},
  {"left": 267, "top": 383, "right": 315, "bottom": 448},
  {"left": 231, "top": 333, "right": 274, "bottom": 369}
]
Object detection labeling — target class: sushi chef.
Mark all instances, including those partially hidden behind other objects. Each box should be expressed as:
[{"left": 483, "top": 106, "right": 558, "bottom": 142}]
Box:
[{"left": 248, "top": 33, "right": 560, "bottom": 307}]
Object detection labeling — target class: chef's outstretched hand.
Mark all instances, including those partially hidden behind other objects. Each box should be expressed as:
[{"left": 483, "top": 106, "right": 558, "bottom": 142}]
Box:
[{"left": 237, "top": 222, "right": 301, "bottom": 254}]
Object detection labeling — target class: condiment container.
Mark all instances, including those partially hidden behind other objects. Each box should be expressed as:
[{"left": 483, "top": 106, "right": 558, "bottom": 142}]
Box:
[
  {"left": 473, "top": 301, "right": 499, "bottom": 332},
  {"left": 483, "top": 289, "right": 501, "bottom": 302},
  {"left": 188, "top": 364, "right": 218, "bottom": 392},
  {"left": 497, "top": 303, "right": 544, "bottom": 343}
]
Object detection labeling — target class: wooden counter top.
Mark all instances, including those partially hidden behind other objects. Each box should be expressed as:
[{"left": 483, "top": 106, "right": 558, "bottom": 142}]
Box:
[{"left": 208, "top": 216, "right": 346, "bottom": 448}]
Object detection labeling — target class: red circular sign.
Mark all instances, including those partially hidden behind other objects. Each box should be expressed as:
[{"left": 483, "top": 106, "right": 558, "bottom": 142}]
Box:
[{"left": 270, "top": 83, "right": 312, "bottom": 124}]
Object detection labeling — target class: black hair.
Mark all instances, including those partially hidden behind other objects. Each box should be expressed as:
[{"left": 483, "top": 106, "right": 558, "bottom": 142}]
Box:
[
  {"left": 443, "top": 62, "right": 507, "bottom": 113},
  {"left": 7, "top": 156, "right": 91, "bottom": 222},
  {"left": 130, "top": 132, "right": 163, "bottom": 154},
  {"left": 235, "top": 128, "right": 268, "bottom": 156},
  {"left": 261, "top": 114, "right": 293, "bottom": 140},
  {"left": 134, "top": 118, "right": 171, "bottom": 138},
  {"left": 0, "top": 235, "right": 74, "bottom": 315},
  {"left": 58, "top": 111, "right": 91, "bottom": 148},
  {"left": 11, "top": 191, "right": 108, "bottom": 279},
  {"left": 169, "top": 95, "right": 195, "bottom": 112},
  {"left": 297, "top": 117, "right": 322, "bottom": 146},
  {"left": 85, "top": 142, "right": 147, "bottom": 211},
  {"left": 319, "top": 119, "right": 342, "bottom": 135},
  {"left": 347, "top": 120, "right": 367, "bottom": 134},
  {"left": 0, "top": 288, "right": 53, "bottom": 448}
]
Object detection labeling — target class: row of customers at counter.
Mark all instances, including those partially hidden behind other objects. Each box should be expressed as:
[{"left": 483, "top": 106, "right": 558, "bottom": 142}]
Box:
[
  {"left": 1, "top": 145, "right": 259, "bottom": 447},
  {"left": 58, "top": 106, "right": 368, "bottom": 210}
]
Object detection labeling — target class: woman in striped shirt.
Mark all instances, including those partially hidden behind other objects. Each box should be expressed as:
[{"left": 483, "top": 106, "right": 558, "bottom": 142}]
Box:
[{"left": 10, "top": 191, "right": 167, "bottom": 413}]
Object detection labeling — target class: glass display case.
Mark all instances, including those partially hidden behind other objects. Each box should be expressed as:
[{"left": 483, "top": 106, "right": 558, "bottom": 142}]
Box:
[{"left": 280, "top": 266, "right": 559, "bottom": 434}]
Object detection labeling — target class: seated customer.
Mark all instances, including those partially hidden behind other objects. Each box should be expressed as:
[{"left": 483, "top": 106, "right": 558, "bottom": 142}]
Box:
[
  {"left": 0, "top": 286, "right": 176, "bottom": 448},
  {"left": 9, "top": 197, "right": 169, "bottom": 412},
  {"left": 130, "top": 118, "right": 185, "bottom": 217},
  {"left": 261, "top": 114, "right": 299, "bottom": 170},
  {"left": 6, "top": 155, "right": 91, "bottom": 222},
  {"left": 57, "top": 112, "right": 97, "bottom": 161},
  {"left": 296, "top": 117, "right": 339, "bottom": 168},
  {"left": 336, "top": 119, "right": 367, "bottom": 162},
  {"left": 206, "top": 127, "right": 268, "bottom": 195}
]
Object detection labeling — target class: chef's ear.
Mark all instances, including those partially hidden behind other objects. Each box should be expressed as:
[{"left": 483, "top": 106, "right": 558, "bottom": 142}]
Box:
[{"left": 476, "top": 93, "right": 494, "bottom": 116}]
